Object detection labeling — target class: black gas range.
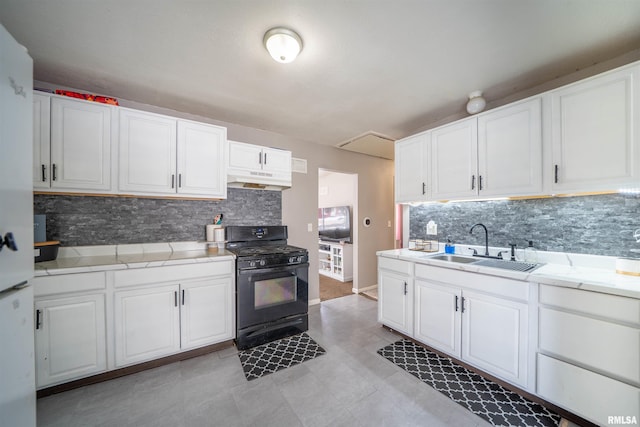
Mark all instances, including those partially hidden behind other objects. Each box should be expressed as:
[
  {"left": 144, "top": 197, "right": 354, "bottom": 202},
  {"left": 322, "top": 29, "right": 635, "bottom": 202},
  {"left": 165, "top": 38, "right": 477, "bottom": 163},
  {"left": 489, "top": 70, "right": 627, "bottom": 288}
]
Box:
[{"left": 225, "top": 226, "right": 309, "bottom": 350}]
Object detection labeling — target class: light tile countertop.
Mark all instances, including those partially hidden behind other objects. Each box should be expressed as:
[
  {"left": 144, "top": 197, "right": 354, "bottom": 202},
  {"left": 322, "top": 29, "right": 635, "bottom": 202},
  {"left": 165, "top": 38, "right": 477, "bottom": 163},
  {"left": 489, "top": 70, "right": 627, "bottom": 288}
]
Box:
[
  {"left": 377, "top": 247, "right": 640, "bottom": 299},
  {"left": 34, "top": 241, "right": 235, "bottom": 277}
]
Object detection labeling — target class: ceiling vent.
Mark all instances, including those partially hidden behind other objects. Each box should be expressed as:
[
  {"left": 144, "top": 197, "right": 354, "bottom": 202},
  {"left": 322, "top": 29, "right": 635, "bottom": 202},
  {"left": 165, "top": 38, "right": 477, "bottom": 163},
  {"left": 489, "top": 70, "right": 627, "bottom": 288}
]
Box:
[{"left": 337, "top": 131, "right": 395, "bottom": 160}]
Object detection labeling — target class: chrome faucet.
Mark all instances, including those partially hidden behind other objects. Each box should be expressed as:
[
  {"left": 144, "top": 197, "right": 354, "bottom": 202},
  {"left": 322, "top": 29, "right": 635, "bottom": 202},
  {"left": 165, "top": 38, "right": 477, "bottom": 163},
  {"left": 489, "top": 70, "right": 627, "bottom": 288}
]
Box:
[{"left": 469, "top": 223, "right": 490, "bottom": 256}]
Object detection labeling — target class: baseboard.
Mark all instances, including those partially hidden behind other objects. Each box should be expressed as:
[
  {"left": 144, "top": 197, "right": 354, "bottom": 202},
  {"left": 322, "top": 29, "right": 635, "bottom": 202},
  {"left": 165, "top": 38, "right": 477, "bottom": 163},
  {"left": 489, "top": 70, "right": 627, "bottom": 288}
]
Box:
[
  {"left": 309, "top": 298, "right": 321, "bottom": 306},
  {"left": 358, "top": 284, "right": 378, "bottom": 293}
]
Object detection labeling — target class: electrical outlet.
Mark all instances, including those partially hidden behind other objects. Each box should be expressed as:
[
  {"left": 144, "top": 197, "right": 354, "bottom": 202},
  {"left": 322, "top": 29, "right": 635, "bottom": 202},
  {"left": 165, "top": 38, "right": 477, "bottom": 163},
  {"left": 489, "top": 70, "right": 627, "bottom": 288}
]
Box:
[
  {"left": 308, "top": 223, "right": 313, "bottom": 232},
  {"left": 388, "top": 220, "right": 392, "bottom": 228}
]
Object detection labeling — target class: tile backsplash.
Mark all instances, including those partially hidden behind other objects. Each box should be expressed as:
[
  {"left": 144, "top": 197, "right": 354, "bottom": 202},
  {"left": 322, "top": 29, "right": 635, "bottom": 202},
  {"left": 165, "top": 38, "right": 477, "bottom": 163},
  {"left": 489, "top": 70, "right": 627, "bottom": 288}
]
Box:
[
  {"left": 409, "top": 193, "right": 640, "bottom": 257},
  {"left": 34, "top": 188, "right": 281, "bottom": 246}
]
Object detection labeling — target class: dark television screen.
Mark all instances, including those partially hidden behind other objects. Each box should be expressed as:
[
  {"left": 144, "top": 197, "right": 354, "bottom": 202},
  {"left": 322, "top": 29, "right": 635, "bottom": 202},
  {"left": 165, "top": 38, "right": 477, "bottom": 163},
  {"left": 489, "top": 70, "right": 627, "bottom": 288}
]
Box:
[{"left": 318, "top": 206, "right": 351, "bottom": 243}]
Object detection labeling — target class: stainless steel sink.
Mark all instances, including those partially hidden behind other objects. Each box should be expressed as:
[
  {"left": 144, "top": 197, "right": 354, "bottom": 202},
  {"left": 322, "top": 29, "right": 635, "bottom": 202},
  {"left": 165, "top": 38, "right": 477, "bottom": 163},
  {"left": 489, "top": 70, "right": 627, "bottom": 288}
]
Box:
[
  {"left": 426, "top": 254, "right": 478, "bottom": 264},
  {"left": 425, "top": 253, "right": 540, "bottom": 272},
  {"left": 472, "top": 258, "right": 539, "bottom": 272}
]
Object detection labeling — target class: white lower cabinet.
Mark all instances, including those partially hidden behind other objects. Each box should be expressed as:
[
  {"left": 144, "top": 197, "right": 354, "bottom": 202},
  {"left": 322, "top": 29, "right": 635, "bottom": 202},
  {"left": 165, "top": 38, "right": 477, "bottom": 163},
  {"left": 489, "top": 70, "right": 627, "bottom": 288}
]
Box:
[
  {"left": 114, "top": 285, "right": 181, "bottom": 367},
  {"left": 461, "top": 290, "right": 528, "bottom": 386},
  {"left": 378, "top": 257, "right": 413, "bottom": 336},
  {"left": 35, "top": 294, "right": 107, "bottom": 388},
  {"left": 537, "top": 354, "right": 640, "bottom": 427},
  {"left": 33, "top": 259, "right": 235, "bottom": 388},
  {"left": 536, "top": 284, "right": 640, "bottom": 425},
  {"left": 414, "top": 280, "right": 460, "bottom": 356},
  {"left": 180, "top": 277, "right": 234, "bottom": 350},
  {"left": 114, "top": 262, "right": 235, "bottom": 367},
  {"left": 412, "top": 265, "right": 529, "bottom": 388}
]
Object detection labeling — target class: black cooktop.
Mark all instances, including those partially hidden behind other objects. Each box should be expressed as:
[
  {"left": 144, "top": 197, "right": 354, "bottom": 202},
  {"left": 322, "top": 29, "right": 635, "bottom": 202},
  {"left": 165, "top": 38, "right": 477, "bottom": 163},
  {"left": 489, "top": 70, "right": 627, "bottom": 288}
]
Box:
[{"left": 227, "top": 244, "right": 307, "bottom": 258}]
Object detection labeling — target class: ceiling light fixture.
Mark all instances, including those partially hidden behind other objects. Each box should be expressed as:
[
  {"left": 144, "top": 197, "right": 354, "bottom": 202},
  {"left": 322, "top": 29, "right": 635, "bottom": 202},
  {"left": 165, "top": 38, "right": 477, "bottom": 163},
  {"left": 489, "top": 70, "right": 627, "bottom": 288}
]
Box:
[
  {"left": 466, "top": 91, "right": 486, "bottom": 114},
  {"left": 263, "top": 27, "right": 303, "bottom": 64}
]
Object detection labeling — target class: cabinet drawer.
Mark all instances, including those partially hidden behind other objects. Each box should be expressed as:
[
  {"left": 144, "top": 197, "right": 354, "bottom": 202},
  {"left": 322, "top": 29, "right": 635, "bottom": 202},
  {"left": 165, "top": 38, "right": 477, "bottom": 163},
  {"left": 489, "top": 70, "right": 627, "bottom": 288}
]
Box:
[
  {"left": 539, "top": 284, "right": 640, "bottom": 325},
  {"left": 415, "top": 264, "right": 528, "bottom": 301},
  {"left": 114, "top": 261, "right": 233, "bottom": 288},
  {"left": 539, "top": 307, "right": 640, "bottom": 384},
  {"left": 33, "top": 272, "right": 106, "bottom": 297},
  {"left": 378, "top": 256, "right": 412, "bottom": 276},
  {"left": 537, "top": 354, "right": 640, "bottom": 426}
]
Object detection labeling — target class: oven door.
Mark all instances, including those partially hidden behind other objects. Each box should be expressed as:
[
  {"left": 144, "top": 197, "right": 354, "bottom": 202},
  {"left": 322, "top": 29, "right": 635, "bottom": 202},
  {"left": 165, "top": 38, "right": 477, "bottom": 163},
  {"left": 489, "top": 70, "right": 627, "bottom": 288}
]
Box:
[{"left": 237, "top": 263, "right": 309, "bottom": 330}]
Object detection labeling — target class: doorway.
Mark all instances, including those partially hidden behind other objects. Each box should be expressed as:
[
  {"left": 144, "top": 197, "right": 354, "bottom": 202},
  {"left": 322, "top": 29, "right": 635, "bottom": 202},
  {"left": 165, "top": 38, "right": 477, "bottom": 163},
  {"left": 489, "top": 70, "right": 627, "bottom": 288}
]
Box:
[{"left": 318, "top": 169, "right": 357, "bottom": 302}]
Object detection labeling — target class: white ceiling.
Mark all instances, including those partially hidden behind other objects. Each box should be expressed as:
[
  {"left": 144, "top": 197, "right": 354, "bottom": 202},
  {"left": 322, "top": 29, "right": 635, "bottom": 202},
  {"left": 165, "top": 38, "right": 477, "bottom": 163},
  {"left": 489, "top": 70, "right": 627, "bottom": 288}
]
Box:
[{"left": 2, "top": 1, "right": 640, "bottom": 152}]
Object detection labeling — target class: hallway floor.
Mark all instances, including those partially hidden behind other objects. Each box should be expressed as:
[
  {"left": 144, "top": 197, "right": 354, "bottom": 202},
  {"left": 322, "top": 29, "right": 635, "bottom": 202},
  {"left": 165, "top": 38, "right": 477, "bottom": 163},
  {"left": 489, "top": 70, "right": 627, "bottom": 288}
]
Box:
[
  {"left": 37, "top": 295, "right": 491, "bottom": 427},
  {"left": 318, "top": 274, "right": 353, "bottom": 301}
]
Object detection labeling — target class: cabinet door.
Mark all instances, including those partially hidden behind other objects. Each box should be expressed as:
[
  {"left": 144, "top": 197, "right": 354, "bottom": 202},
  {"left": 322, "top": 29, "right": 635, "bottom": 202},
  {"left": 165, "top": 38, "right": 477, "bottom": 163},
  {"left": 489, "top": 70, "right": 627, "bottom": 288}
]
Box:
[
  {"left": 461, "top": 290, "right": 528, "bottom": 387},
  {"left": 414, "top": 279, "right": 461, "bottom": 358},
  {"left": 114, "top": 285, "right": 180, "bottom": 367},
  {"left": 180, "top": 277, "right": 234, "bottom": 350},
  {"left": 177, "top": 120, "right": 227, "bottom": 197},
  {"left": 50, "top": 97, "right": 112, "bottom": 191},
  {"left": 35, "top": 294, "right": 106, "bottom": 388},
  {"left": 431, "top": 118, "right": 478, "bottom": 200},
  {"left": 395, "top": 132, "right": 430, "bottom": 203},
  {"left": 261, "top": 147, "right": 291, "bottom": 174},
  {"left": 119, "top": 108, "right": 177, "bottom": 194},
  {"left": 33, "top": 93, "right": 51, "bottom": 189},
  {"left": 228, "top": 140, "right": 262, "bottom": 170},
  {"left": 478, "top": 97, "right": 542, "bottom": 197},
  {"left": 551, "top": 66, "right": 639, "bottom": 192},
  {"left": 378, "top": 270, "right": 413, "bottom": 336}
]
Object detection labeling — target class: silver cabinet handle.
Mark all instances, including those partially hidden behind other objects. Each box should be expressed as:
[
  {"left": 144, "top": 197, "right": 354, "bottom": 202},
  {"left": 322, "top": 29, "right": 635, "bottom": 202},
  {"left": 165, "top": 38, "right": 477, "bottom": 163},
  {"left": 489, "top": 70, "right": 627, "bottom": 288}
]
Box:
[
  {"left": 404, "top": 282, "right": 407, "bottom": 295},
  {"left": 455, "top": 295, "right": 459, "bottom": 312},
  {"left": 471, "top": 175, "right": 475, "bottom": 190},
  {"left": 178, "top": 174, "right": 182, "bottom": 188},
  {"left": 52, "top": 164, "right": 57, "bottom": 181},
  {"left": 479, "top": 175, "right": 483, "bottom": 191},
  {"left": 171, "top": 174, "right": 175, "bottom": 188},
  {"left": 41, "top": 164, "right": 46, "bottom": 182}
]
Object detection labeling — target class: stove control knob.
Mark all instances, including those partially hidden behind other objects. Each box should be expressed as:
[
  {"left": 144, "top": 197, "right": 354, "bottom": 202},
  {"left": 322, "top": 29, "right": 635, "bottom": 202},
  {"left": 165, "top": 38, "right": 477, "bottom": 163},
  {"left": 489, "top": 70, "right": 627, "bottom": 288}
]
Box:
[
  {"left": 259, "top": 260, "right": 266, "bottom": 266},
  {"left": 288, "top": 256, "right": 295, "bottom": 263},
  {"left": 249, "top": 261, "right": 256, "bottom": 268},
  {"left": 297, "top": 256, "right": 303, "bottom": 263}
]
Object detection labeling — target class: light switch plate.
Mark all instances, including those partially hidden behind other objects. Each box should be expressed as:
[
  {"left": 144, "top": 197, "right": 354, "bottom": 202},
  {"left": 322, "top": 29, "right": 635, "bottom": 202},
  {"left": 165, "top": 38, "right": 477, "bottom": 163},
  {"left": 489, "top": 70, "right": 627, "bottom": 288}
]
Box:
[{"left": 308, "top": 223, "right": 313, "bottom": 232}]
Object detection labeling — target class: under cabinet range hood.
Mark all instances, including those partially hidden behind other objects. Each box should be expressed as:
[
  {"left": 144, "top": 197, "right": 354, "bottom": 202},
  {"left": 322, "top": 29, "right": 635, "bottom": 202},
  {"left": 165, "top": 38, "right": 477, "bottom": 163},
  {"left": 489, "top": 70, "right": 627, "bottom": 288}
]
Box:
[
  {"left": 227, "top": 140, "right": 292, "bottom": 191},
  {"left": 227, "top": 170, "right": 292, "bottom": 191}
]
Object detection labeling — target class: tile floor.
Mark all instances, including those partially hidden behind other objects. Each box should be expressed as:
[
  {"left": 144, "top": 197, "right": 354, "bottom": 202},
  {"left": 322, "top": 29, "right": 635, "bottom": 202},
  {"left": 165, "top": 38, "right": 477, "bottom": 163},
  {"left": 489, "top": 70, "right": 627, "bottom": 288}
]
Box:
[{"left": 37, "top": 294, "right": 492, "bottom": 427}]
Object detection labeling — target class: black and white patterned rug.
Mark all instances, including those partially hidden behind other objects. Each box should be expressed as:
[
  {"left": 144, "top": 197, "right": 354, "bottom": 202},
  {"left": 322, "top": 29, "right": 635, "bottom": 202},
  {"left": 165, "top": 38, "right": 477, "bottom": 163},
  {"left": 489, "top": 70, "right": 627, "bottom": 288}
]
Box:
[
  {"left": 238, "top": 333, "right": 326, "bottom": 381},
  {"left": 378, "top": 339, "right": 561, "bottom": 427}
]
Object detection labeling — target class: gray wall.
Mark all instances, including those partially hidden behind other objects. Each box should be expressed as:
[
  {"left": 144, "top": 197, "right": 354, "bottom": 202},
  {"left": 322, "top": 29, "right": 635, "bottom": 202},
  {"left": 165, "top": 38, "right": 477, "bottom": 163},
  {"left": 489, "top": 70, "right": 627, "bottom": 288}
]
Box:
[
  {"left": 34, "top": 188, "right": 281, "bottom": 246},
  {"left": 409, "top": 194, "right": 640, "bottom": 257}
]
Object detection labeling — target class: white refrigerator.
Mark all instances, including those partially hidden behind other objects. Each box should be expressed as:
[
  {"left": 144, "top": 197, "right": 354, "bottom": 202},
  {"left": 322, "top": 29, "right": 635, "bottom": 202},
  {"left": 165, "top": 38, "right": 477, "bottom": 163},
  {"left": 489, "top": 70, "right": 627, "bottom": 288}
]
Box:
[{"left": 0, "top": 23, "right": 36, "bottom": 427}]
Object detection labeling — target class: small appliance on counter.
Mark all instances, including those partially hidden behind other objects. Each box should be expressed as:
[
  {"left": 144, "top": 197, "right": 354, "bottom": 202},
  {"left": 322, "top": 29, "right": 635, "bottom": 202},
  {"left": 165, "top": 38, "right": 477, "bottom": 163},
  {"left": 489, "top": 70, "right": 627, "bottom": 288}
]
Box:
[
  {"left": 33, "top": 214, "right": 60, "bottom": 262},
  {"left": 34, "top": 241, "right": 60, "bottom": 263}
]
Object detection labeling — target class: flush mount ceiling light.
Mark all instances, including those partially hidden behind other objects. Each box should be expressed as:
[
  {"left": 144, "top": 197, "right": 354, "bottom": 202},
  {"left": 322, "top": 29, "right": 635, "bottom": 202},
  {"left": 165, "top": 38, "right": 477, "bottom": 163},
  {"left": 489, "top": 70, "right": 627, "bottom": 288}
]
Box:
[
  {"left": 263, "top": 27, "right": 303, "bottom": 63},
  {"left": 466, "top": 90, "right": 486, "bottom": 114}
]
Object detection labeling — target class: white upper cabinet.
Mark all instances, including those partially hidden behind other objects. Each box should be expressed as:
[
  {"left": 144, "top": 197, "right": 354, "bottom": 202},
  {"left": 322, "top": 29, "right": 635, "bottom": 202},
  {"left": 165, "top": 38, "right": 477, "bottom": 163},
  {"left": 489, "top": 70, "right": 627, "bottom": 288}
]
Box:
[
  {"left": 119, "top": 108, "right": 177, "bottom": 194},
  {"left": 176, "top": 120, "right": 226, "bottom": 197},
  {"left": 430, "top": 98, "right": 542, "bottom": 201},
  {"left": 119, "top": 108, "right": 227, "bottom": 198},
  {"left": 49, "top": 96, "right": 114, "bottom": 191},
  {"left": 227, "top": 140, "right": 292, "bottom": 188},
  {"left": 431, "top": 118, "right": 478, "bottom": 200},
  {"left": 550, "top": 64, "right": 640, "bottom": 193},
  {"left": 478, "top": 97, "right": 542, "bottom": 197},
  {"left": 32, "top": 93, "right": 51, "bottom": 189},
  {"left": 395, "top": 131, "right": 430, "bottom": 203}
]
